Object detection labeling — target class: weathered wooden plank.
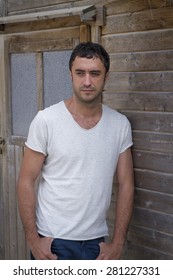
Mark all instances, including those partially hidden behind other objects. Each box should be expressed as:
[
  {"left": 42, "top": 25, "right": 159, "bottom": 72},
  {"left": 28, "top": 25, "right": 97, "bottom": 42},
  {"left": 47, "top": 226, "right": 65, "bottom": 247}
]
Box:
[
  {"left": 0, "top": 169, "right": 9, "bottom": 258},
  {"left": 106, "top": 0, "right": 171, "bottom": 16},
  {"left": 91, "top": 25, "right": 101, "bottom": 43},
  {"left": 105, "top": 72, "right": 173, "bottom": 92},
  {"left": 0, "top": 152, "right": 4, "bottom": 259},
  {"left": 7, "top": 0, "right": 117, "bottom": 14},
  {"left": 103, "top": 91, "right": 173, "bottom": 112},
  {"left": 7, "top": 26, "right": 80, "bottom": 53},
  {"left": 11, "top": 136, "right": 26, "bottom": 146},
  {"left": 102, "top": 29, "right": 173, "bottom": 53},
  {"left": 7, "top": 2, "right": 71, "bottom": 15},
  {"left": 0, "top": 0, "right": 7, "bottom": 16},
  {"left": 15, "top": 145, "right": 28, "bottom": 259},
  {"left": 0, "top": 35, "right": 8, "bottom": 259},
  {"left": 133, "top": 131, "right": 173, "bottom": 154},
  {"left": 8, "top": 26, "right": 79, "bottom": 43},
  {"left": 103, "top": 7, "right": 173, "bottom": 35},
  {"left": 134, "top": 169, "right": 173, "bottom": 194},
  {"left": 7, "top": 0, "right": 107, "bottom": 15},
  {"left": 122, "top": 111, "right": 173, "bottom": 133},
  {"left": 124, "top": 239, "right": 173, "bottom": 260},
  {"left": 132, "top": 207, "right": 173, "bottom": 234},
  {"left": 135, "top": 188, "right": 173, "bottom": 214},
  {"left": 80, "top": 24, "right": 90, "bottom": 42},
  {"left": 109, "top": 50, "right": 173, "bottom": 72},
  {"left": 4, "top": 16, "right": 81, "bottom": 34},
  {"left": 9, "top": 38, "right": 74, "bottom": 53},
  {"left": 36, "top": 52, "right": 43, "bottom": 111},
  {"left": 7, "top": 0, "right": 82, "bottom": 13},
  {"left": 73, "top": 0, "right": 119, "bottom": 9},
  {"left": 127, "top": 225, "right": 173, "bottom": 257},
  {"left": 133, "top": 149, "right": 173, "bottom": 174},
  {"left": 0, "top": 60, "right": 8, "bottom": 248},
  {"left": 7, "top": 145, "right": 18, "bottom": 259},
  {"left": 1, "top": 5, "right": 96, "bottom": 25}
]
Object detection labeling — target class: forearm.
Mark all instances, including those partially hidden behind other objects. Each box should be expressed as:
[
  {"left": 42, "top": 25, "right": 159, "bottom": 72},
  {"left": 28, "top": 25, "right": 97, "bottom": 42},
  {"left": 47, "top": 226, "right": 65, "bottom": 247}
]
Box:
[
  {"left": 112, "top": 182, "right": 134, "bottom": 248},
  {"left": 17, "top": 179, "right": 39, "bottom": 244}
]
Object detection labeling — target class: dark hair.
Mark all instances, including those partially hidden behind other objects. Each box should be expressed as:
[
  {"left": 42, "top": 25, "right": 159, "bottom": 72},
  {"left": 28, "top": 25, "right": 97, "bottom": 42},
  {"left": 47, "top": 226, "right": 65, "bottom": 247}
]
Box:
[{"left": 69, "top": 42, "right": 110, "bottom": 73}]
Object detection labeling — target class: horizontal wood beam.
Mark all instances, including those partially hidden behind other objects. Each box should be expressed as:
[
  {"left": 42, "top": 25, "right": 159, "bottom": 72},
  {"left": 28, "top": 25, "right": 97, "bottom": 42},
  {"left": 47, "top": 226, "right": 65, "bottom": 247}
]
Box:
[{"left": 0, "top": 5, "right": 96, "bottom": 26}]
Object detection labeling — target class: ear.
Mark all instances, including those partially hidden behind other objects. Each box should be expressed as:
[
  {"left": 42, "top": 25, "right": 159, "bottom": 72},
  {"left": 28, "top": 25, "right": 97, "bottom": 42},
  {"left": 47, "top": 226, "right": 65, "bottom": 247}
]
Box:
[
  {"left": 104, "top": 71, "right": 109, "bottom": 84},
  {"left": 70, "top": 70, "right": 73, "bottom": 81}
]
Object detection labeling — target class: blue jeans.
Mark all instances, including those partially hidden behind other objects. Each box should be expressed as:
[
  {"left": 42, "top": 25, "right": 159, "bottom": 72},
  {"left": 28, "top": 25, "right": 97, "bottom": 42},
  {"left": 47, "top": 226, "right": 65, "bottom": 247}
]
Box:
[{"left": 31, "top": 237, "right": 104, "bottom": 260}]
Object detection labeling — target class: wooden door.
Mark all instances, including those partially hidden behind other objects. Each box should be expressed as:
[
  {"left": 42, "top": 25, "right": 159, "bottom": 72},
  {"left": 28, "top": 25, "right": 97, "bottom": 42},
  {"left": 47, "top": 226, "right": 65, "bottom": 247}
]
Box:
[{"left": 1, "top": 24, "right": 90, "bottom": 259}]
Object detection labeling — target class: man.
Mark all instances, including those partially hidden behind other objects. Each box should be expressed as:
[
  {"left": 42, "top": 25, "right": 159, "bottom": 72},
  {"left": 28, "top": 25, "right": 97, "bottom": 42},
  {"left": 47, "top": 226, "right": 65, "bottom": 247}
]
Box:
[{"left": 17, "top": 42, "right": 134, "bottom": 260}]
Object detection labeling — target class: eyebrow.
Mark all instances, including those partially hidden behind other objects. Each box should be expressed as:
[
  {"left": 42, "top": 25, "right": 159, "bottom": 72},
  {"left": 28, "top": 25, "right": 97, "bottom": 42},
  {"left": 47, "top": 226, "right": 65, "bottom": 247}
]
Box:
[{"left": 75, "top": 69, "right": 102, "bottom": 74}]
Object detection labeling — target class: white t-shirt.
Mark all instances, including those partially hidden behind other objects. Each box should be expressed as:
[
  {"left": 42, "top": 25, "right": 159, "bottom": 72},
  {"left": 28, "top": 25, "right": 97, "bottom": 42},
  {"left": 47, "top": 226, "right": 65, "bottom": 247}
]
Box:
[{"left": 26, "top": 101, "right": 133, "bottom": 240}]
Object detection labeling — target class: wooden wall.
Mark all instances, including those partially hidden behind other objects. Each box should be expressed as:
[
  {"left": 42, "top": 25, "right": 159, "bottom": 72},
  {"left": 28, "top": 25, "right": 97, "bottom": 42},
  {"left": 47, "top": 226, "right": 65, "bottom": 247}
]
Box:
[
  {"left": 0, "top": 0, "right": 173, "bottom": 259},
  {"left": 102, "top": 0, "right": 173, "bottom": 259}
]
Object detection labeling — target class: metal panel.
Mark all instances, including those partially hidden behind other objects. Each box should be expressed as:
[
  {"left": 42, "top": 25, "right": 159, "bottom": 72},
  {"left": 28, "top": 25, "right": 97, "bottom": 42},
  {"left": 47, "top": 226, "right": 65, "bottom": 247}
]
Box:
[
  {"left": 10, "top": 53, "right": 37, "bottom": 137},
  {"left": 43, "top": 50, "right": 72, "bottom": 108}
]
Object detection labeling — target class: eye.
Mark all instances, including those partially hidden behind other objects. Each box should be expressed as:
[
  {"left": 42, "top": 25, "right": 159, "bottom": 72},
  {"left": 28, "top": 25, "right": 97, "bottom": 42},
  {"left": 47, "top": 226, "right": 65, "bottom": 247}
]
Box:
[
  {"left": 90, "top": 71, "right": 101, "bottom": 77},
  {"left": 75, "top": 70, "right": 85, "bottom": 76}
]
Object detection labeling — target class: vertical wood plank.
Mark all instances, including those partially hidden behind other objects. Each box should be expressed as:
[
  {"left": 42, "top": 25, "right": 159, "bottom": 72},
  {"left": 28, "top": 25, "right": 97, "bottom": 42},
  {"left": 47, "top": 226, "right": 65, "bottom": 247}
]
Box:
[
  {"left": 8, "top": 145, "right": 18, "bottom": 259},
  {"left": 15, "top": 145, "right": 29, "bottom": 259},
  {"left": 0, "top": 35, "right": 9, "bottom": 259},
  {"left": 0, "top": 34, "right": 4, "bottom": 260},
  {"left": 0, "top": 0, "right": 7, "bottom": 16},
  {"left": 36, "top": 52, "right": 44, "bottom": 111},
  {"left": 80, "top": 24, "right": 91, "bottom": 42},
  {"left": 0, "top": 152, "right": 4, "bottom": 259},
  {"left": 91, "top": 26, "right": 101, "bottom": 44}
]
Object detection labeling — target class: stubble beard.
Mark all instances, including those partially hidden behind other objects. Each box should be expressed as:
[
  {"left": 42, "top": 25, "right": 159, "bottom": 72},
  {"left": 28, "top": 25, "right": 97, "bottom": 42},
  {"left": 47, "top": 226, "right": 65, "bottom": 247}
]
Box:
[{"left": 73, "top": 87, "right": 102, "bottom": 106}]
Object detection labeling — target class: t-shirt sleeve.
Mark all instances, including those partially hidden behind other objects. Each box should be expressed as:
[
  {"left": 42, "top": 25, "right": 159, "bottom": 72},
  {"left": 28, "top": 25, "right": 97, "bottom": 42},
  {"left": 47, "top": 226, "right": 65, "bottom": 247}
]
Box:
[
  {"left": 120, "top": 117, "right": 133, "bottom": 154},
  {"left": 25, "top": 111, "right": 48, "bottom": 156}
]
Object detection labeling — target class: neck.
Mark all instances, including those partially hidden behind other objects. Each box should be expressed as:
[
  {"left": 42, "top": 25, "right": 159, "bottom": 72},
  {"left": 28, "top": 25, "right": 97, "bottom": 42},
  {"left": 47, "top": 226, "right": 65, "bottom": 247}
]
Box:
[
  {"left": 64, "top": 97, "right": 102, "bottom": 129},
  {"left": 65, "top": 96, "right": 102, "bottom": 118}
]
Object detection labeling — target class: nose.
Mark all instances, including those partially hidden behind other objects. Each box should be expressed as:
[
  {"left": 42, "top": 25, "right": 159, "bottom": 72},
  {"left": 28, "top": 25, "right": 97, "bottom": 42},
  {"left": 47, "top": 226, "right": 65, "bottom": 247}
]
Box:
[{"left": 83, "top": 73, "right": 92, "bottom": 87}]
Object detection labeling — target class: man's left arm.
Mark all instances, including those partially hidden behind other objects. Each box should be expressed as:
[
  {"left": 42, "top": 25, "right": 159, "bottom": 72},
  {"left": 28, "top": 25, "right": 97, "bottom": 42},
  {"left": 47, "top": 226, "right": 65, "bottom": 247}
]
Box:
[{"left": 97, "top": 147, "right": 134, "bottom": 260}]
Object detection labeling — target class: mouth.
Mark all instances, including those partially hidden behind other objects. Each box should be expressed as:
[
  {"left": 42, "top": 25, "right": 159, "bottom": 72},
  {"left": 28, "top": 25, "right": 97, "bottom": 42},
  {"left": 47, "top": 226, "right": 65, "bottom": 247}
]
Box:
[{"left": 81, "top": 88, "right": 95, "bottom": 93}]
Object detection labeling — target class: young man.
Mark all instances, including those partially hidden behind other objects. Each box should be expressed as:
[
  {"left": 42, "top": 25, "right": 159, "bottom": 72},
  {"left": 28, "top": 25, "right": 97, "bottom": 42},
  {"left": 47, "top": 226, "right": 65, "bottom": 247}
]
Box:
[{"left": 17, "top": 42, "right": 134, "bottom": 260}]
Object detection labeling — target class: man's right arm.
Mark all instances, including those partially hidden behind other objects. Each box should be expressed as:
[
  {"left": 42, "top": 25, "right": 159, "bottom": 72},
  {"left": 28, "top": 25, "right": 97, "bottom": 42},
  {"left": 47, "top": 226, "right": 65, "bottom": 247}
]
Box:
[{"left": 17, "top": 147, "right": 56, "bottom": 260}]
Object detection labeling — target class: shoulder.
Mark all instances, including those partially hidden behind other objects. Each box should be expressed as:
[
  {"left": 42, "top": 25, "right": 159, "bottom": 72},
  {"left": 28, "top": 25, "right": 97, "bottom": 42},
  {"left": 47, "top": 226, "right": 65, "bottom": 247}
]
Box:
[
  {"left": 41, "top": 101, "right": 64, "bottom": 115},
  {"left": 37, "top": 101, "right": 64, "bottom": 121},
  {"left": 103, "top": 104, "right": 128, "bottom": 122},
  {"left": 102, "top": 104, "right": 132, "bottom": 135}
]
